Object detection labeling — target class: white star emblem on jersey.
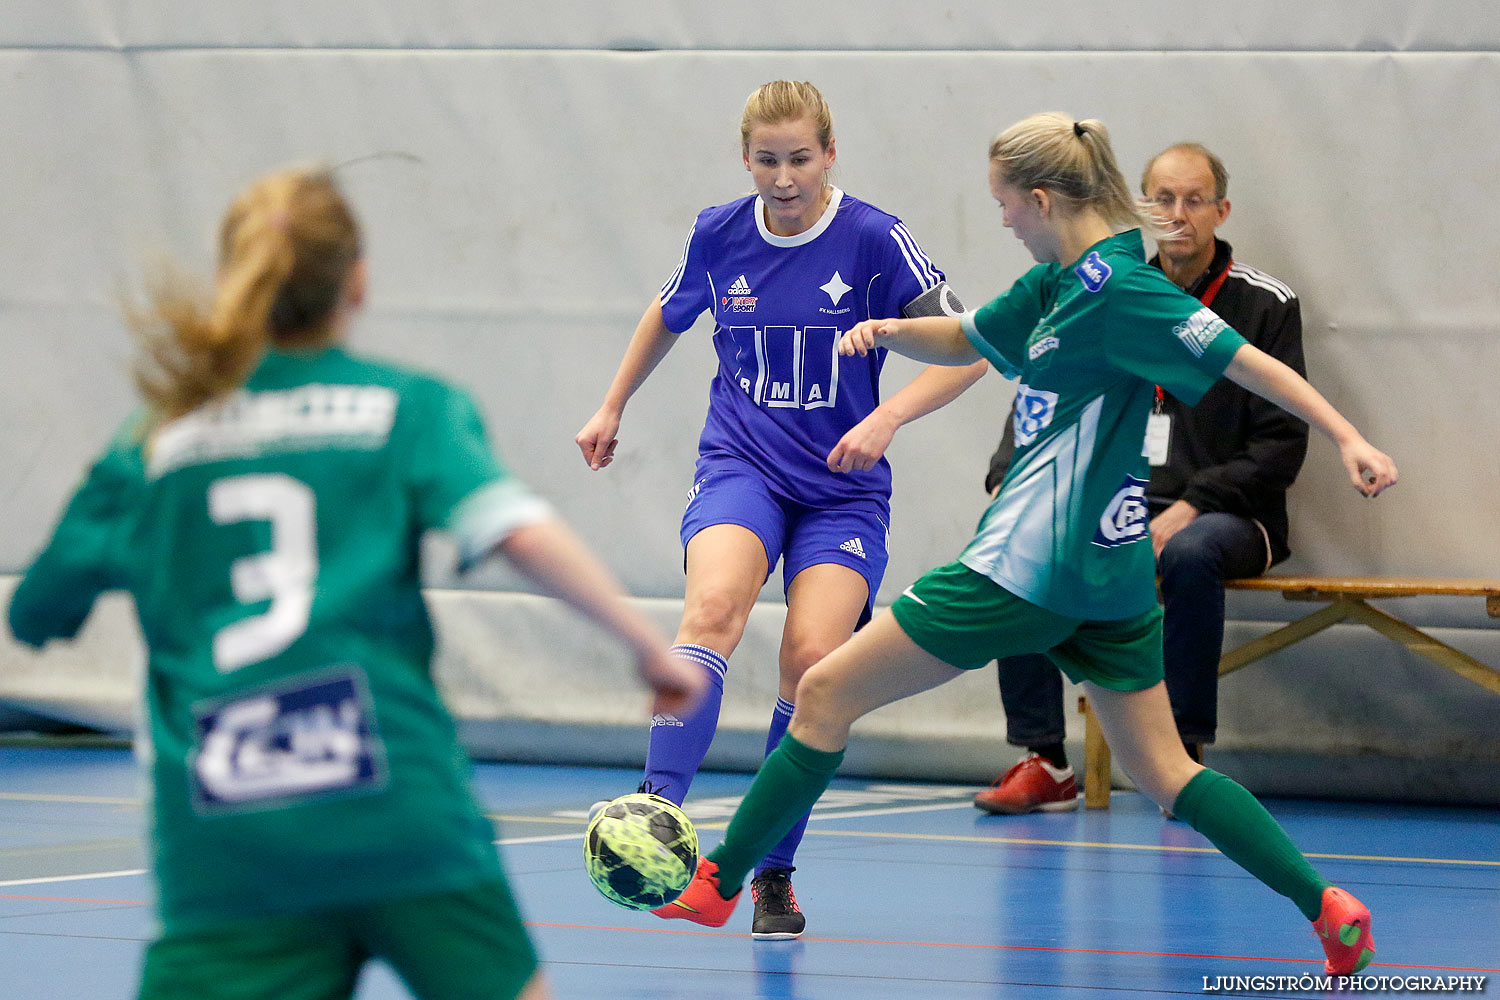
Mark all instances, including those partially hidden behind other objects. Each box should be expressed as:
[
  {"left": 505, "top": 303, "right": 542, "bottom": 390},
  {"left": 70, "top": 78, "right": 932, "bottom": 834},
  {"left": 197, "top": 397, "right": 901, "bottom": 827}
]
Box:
[{"left": 820, "top": 271, "right": 852, "bottom": 306}]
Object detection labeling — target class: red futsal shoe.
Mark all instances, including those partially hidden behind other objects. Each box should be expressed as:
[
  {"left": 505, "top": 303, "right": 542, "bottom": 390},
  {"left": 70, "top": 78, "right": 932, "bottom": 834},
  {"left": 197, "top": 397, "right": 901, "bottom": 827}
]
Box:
[
  {"left": 652, "top": 856, "right": 741, "bottom": 928},
  {"left": 1312, "top": 886, "right": 1376, "bottom": 974},
  {"left": 973, "top": 753, "right": 1079, "bottom": 814}
]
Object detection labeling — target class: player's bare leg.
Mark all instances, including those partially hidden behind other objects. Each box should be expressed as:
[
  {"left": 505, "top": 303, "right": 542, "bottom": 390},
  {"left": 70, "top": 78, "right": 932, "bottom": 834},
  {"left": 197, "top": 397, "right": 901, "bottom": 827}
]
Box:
[
  {"left": 515, "top": 971, "right": 552, "bottom": 1000},
  {"left": 678, "top": 524, "right": 769, "bottom": 655},
  {"left": 1077, "top": 681, "right": 1201, "bottom": 809},
  {"left": 789, "top": 610, "right": 966, "bottom": 752},
  {"left": 779, "top": 564, "right": 868, "bottom": 699}
]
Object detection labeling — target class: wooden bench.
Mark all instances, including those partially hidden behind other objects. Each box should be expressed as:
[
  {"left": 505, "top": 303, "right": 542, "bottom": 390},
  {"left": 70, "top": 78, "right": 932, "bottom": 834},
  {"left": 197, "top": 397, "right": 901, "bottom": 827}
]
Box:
[{"left": 1080, "top": 576, "right": 1500, "bottom": 808}]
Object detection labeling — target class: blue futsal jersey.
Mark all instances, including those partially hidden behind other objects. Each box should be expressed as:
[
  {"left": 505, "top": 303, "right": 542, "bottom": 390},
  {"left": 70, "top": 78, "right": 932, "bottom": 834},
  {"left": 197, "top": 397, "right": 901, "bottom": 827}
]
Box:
[{"left": 659, "top": 189, "right": 949, "bottom": 508}]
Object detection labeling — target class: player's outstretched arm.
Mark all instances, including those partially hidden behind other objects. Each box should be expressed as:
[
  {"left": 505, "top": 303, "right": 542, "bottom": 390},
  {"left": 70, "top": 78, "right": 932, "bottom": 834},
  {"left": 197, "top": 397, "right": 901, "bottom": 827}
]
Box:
[
  {"left": 575, "top": 297, "right": 680, "bottom": 471},
  {"left": 496, "top": 518, "right": 707, "bottom": 716},
  {"left": 1223, "top": 343, "right": 1398, "bottom": 498},
  {"left": 839, "top": 316, "right": 980, "bottom": 365},
  {"left": 7, "top": 441, "right": 142, "bottom": 648},
  {"left": 826, "top": 360, "right": 988, "bottom": 473}
]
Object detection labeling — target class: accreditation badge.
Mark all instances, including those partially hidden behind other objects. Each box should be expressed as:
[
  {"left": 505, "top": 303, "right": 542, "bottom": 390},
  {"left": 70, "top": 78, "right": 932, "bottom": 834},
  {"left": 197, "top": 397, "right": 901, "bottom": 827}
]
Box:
[{"left": 1145, "top": 412, "right": 1171, "bottom": 466}]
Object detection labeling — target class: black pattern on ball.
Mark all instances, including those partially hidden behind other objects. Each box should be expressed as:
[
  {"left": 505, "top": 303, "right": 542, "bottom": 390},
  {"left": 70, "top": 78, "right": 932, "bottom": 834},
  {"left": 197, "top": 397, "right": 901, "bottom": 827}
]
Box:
[{"left": 583, "top": 792, "right": 699, "bottom": 910}]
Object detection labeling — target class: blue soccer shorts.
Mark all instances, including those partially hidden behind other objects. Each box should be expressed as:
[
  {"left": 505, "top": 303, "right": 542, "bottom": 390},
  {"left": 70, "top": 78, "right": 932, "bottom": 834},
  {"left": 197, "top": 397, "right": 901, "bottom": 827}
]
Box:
[{"left": 680, "top": 458, "right": 889, "bottom": 624}]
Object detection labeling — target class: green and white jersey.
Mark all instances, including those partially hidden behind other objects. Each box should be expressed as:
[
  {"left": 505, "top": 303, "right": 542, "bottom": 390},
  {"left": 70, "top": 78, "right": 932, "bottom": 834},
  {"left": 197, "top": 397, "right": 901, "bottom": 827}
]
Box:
[
  {"left": 959, "top": 231, "right": 1246, "bottom": 620},
  {"left": 8, "top": 346, "right": 550, "bottom": 931}
]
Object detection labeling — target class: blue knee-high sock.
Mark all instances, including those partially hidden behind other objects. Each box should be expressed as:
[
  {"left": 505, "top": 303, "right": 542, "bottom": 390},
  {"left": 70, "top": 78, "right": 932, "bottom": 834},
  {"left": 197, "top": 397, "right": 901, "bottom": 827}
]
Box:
[
  {"left": 756, "top": 698, "right": 810, "bottom": 875},
  {"left": 642, "top": 644, "right": 727, "bottom": 806}
]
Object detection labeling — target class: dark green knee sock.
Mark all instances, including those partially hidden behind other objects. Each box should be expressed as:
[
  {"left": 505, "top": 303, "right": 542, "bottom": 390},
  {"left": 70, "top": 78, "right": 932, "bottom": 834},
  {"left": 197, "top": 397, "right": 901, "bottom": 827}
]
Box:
[
  {"left": 1173, "top": 768, "right": 1329, "bottom": 920},
  {"left": 706, "top": 734, "right": 844, "bottom": 898}
]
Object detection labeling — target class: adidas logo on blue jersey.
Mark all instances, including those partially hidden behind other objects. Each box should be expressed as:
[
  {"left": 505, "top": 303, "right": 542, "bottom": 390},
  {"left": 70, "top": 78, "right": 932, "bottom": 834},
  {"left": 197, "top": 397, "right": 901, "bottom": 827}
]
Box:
[
  {"left": 839, "top": 537, "right": 867, "bottom": 559},
  {"left": 727, "top": 275, "right": 752, "bottom": 295}
]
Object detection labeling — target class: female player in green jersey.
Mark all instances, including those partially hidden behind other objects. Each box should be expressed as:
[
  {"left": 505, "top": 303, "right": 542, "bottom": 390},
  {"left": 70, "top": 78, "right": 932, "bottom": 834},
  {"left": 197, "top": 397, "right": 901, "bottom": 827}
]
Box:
[
  {"left": 6, "top": 166, "right": 704, "bottom": 1000},
  {"left": 661, "top": 113, "right": 1394, "bottom": 976}
]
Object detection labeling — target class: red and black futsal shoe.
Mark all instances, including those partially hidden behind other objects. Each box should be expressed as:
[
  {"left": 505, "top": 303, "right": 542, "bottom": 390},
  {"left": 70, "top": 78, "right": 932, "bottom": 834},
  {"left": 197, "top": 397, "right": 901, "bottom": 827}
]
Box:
[{"left": 652, "top": 856, "right": 741, "bottom": 927}]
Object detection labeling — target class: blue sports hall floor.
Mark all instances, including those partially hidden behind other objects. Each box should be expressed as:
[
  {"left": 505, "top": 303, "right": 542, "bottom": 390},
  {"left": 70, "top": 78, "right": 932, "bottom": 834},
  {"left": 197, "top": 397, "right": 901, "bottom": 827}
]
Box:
[{"left": 1, "top": 744, "right": 1495, "bottom": 999}]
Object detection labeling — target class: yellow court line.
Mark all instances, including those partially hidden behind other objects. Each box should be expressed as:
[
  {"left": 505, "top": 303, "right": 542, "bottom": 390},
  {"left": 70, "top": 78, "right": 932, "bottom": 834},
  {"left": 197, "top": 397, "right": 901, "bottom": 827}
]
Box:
[
  {"left": 486, "top": 814, "right": 591, "bottom": 826},
  {"left": 0, "top": 839, "right": 140, "bottom": 860},
  {"left": 0, "top": 792, "right": 141, "bottom": 806},
  {"left": 801, "top": 827, "right": 1500, "bottom": 867},
  {"left": 489, "top": 813, "right": 730, "bottom": 832},
  {"left": 488, "top": 814, "right": 1497, "bottom": 867},
  {"left": 9, "top": 803, "right": 1486, "bottom": 869}
]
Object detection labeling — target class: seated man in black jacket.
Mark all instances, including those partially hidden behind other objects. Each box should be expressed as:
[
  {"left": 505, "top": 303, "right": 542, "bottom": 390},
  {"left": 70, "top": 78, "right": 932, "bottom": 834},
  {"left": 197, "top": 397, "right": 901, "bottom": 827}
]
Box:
[{"left": 975, "top": 142, "right": 1310, "bottom": 814}]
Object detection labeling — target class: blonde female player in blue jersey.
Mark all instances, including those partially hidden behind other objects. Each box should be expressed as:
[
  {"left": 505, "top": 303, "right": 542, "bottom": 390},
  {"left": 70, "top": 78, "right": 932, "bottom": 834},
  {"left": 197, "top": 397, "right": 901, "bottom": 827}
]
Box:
[
  {"left": 662, "top": 113, "right": 1393, "bottom": 976},
  {"left": 5, "top": 166, "right": 705, "bottom": 1000},
  {"left": 575, "top": 79, "right": 985, "bottom": 939}
]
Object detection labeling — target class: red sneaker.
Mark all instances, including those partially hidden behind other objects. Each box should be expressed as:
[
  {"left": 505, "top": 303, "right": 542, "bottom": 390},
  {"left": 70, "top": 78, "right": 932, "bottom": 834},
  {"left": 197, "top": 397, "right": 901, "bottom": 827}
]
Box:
[
  {"left": 652, "top": 856, "right": 741, "bottom": 928},
  {"left": 1312, "top": 886, "right": 1376, "bottom": 974},
  {"left": 974, "top": 753, "right": 1078, "bottom": 814}
]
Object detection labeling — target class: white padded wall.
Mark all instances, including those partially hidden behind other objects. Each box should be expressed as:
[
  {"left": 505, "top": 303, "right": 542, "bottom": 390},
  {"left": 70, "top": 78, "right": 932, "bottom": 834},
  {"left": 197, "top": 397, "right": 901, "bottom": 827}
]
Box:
[
  {"left": 2, "top": 3, "right": 1497, "bottom": 795},
  {"left": 3, "top": 24, "right": 1497, "bottom": 587},
  {"left": 5, "top": 1, "right": 1499, "bottom": 51}
]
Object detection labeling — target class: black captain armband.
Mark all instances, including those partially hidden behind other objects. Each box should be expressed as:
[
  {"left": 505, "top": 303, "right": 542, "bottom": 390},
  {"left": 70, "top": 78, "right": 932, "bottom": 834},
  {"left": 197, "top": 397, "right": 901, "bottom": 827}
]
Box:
[{"left": 901, "top": 282, "right": 965, "bottom": 319}]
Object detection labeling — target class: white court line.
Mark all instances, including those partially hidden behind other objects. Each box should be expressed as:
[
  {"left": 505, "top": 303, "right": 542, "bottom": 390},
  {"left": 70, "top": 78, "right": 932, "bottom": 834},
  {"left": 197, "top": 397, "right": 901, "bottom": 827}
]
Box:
[
  {"left": 496, "top": 800, "right": 975, "bottom": 847},
  {"left": 2, "top": 804, "right": 981, "bottom": 879},
  {"left": 679, "top": 800, "right": 977, "bottom": 827},
  {"left": 805, "top": 801, "right": 975, "bottom": 822},
  {"left": 0, "top": 869, "right": 146, "bottom": 889}
]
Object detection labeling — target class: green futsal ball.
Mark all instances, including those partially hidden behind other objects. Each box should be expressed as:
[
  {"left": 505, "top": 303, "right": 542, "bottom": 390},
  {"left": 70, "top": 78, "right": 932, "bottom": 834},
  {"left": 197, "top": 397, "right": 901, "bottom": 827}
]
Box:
[{"left": 584, "top": 792, "right": 698, "bottom": 910}]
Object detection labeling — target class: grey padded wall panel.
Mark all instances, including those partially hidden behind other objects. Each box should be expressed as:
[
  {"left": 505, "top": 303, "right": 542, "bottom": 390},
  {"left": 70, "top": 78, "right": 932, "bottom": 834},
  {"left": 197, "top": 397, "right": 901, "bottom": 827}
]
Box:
[
  {"left": 4, "top": 579, "right": 1497, "bottom": 800},
  {"left": 4, "top": 47, "right": 1497, "bottom": 589},
  {"left": 6, "top": 1, "right": 1499, "bottom": 51},
  {"left": 3, "top": 6, "right": 1498, "bottom": 793}
]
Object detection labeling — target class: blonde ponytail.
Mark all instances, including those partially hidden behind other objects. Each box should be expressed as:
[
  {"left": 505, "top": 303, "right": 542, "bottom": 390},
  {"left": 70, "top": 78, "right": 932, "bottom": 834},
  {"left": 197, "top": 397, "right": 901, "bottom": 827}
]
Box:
[
  {"left": 127, "top": 168, "right": 360, "bottom": 422},
  {"left": 989, "top": 113, "right": 1162, "bottom": 234}
]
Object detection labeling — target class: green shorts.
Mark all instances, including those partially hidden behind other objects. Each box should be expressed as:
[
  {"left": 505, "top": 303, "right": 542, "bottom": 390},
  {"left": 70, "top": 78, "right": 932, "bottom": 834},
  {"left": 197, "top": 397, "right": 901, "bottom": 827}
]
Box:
[
  {"left": 137, "top": 879, "right": 538, "bottom": 1000},
  {"left": 890, "top": 560, "right": 1164, "bottom": 692}
]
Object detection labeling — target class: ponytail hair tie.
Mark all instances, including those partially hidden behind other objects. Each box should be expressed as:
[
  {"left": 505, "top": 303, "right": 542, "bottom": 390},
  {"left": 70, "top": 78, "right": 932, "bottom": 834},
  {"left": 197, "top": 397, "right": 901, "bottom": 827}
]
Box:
[{"left": 1073, "top": 121, "right": 1086, "bottom": 138}]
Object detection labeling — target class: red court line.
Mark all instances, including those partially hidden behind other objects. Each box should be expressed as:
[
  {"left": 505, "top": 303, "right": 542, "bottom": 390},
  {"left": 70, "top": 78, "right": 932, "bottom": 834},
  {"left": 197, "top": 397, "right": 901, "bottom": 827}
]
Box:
[
  {"left": 530, "top": 921, "right": 1500, "bottom": 974},
  {"left": 1, "top": 893, "right": 145, "bottom": 906},
  {"left": 4, "top": 898, "right": 1492, "bottom": 975}
]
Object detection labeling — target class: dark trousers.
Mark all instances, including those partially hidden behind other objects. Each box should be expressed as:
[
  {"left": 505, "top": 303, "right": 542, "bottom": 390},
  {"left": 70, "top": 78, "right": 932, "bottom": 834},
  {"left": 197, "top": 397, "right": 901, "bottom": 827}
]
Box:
[{"left": 997, "top": 512, "right": 1269, "bottom": 748}]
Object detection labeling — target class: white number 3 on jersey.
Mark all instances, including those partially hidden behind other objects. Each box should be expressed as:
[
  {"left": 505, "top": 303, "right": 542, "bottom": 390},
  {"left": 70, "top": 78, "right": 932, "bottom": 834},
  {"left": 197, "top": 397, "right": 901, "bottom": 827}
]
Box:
[{"left": 209, "top": 474, "right": 317, "bottom": 673}]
